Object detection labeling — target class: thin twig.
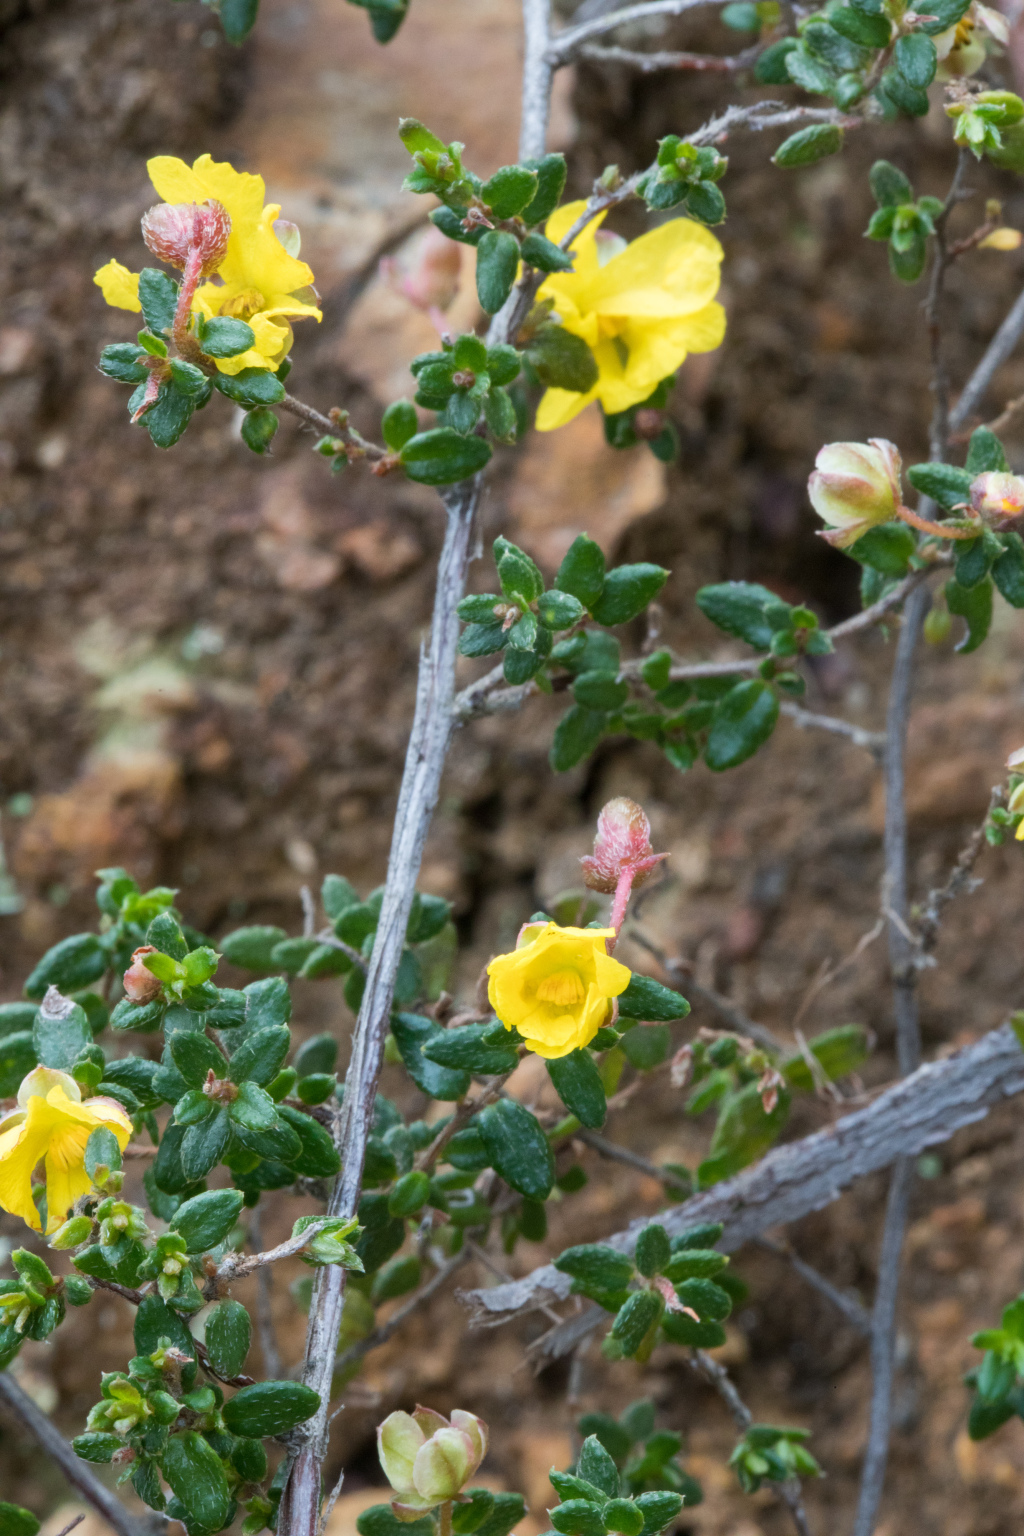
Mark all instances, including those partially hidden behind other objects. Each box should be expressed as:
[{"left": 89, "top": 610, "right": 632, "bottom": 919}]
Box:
[
  {"left": 52, "top": 1517, "right": 86, "bottom": 1536},
  {"left": 0, "top": 1372, "right": 144, "bottom": 1536},
  {"left": 279, "top": 393, "right": 387, "bottom": 459},
  {"left": 415, "top": 1074, "right": 513, "bottom": 1171},
  {"left": 780, "top": 702, "right": 886, "bottom": 759},
  {"left": 301, "top": 885, "right": 317, "bottom": 939},
  {"left": 249, "top": 1205, "right": 283, "bottom": 1380},
  {"left": 789, "top": 918, "right": 884, "bottom": 1034},
  {"left": 924, "top": 148, "right": 972, "bottom": 463},
  {"left": 313, "top": 929, "right": 368, "bottom": 971},
  {"left": 459, "top": 1015, "right": 1024, "bottom": 1325},
  {"left": 335, "top": 1248, "right": 471, "bottom": 1371},
  {"left": 753, "top": 1236, "right": 872, "bottom": 1335},
  {"left": 687, "top": 1349, "right": 814, "bottom": 1536},
  {"left": 914, "top": 784, "right": 1005, "bottom": 955},
  {"left": 219, "top": 1219, "right": 334, "bottom": 1280},
  {"left": 983, "top": 388, "right": 1024, "bottom": 438},
  {"left": 83, "top": 1275, "right": 256, "bottom": 1387},
  {"left": 550, "top": 0, "right": 747, "bottom": 59},
  {"left": 575, "top": 1127, "right": 692, "bottom": 1194},
  {"left": 626, "top": 926, "right": 785, "bottom": 1052},
  {"left": 951, "top": 282, "right": 1024, "bottom": 430},
  {"left": 579, "top": 41, "right": 762, "bottom": 70}
]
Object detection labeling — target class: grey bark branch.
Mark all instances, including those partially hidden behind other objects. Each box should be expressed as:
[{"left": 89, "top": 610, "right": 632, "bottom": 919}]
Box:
[
  {"left": 780, "top": 702, "right": 886, "bottom": 759},
  {"left": 951, "top": 283, "right": 1024, "bottom": 430},
  {"left": 458, "top": 1018, "right": 1024, "bottom": 1326},
  {"left": 0, "top": 1370, "right": 144, "bottom": 1536},
  {"left": 549, "top": 0, "right": 741, "bottom": 60},
  {"left": 520, "top": 0, "right": 553, "bottom": 160}
]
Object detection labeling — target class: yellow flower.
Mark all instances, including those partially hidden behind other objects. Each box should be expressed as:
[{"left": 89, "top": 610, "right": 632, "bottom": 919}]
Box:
[
  {"left": 533, "top": 202, "right": 726, "bottom": 431},
  {"left": 487, "top": 921, "right": 631, "bottom": 1058},
  {"left": 0, "top": 1068, "right": 132, "bottom": 1235},
  {"left": 93, "top": 154, "right": 321, "bottom": 374}
]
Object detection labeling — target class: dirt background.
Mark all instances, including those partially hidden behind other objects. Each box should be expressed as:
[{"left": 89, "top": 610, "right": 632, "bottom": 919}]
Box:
[{"left": 4, "top": 0, "right": 1024, "bottom": 1532}]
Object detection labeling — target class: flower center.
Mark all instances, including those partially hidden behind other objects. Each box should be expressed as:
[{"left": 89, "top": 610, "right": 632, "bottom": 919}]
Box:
[
  {"left": 536, "top": 970, "right": 586, "bottom": 1006},
  {"left": 954, "top": 15, "right": 974, "bottom": 46},
  {"left": 220, "top": 288, "right": 265, "bottom": 320}
]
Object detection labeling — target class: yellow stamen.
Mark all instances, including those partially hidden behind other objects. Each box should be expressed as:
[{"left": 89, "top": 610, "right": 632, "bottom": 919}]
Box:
[
  {"left": 536, "top": 970, "right": 586, "bottom": 1006},
  {"left": 220, "top": 288, "right": 266, "bottom": 320}
]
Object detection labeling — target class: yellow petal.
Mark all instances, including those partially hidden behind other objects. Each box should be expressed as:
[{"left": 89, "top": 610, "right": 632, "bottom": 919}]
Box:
[
  {"left": 544, "top": 200, "right": 608, "bottom": 271},
  {"left": 44, "top": 1126, "right": 95, "bottom": 1234},
  {"left": 0, "top": 1103, "right": 51, "bottom": 1232},
  {"left": 588, "top": 219, "right": 723, "bottom": 318},
  {"left": 147, "top": 154, "right": 266, "bottom": 230},
  {"left": 94, "top": 260, "right": 142, "bottom": 313},
  {"left": 535, "top": 385, "right": 598, "bottom": 431}
]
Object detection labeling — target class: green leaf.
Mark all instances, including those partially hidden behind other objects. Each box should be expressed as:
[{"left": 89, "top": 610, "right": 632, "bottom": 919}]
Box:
[
  {"left": 618, "top": 1024, "right": 671, "bottom": 1070},
  {"left": 170, "top": 1188, "right": 245, "bottom": 1252},
  {"left": 134, "top": 1292, "right": 196, "bottom": 1362},
  {"left": 521, "top": 232, "right": 575, "bottom": 272},
  {"left": 773, "top": 124, "right": 844, "bottom": 167},
  {"left": 946, "top": 575, "right": 993, "bottom": 653},
  {"left": 84, "top": 1127, "right": 122, "bottom": 1180},
  {"left": 24, "top": 933, "right": 106, "bottom": 1000},
  {"left": 276, "top": 1104, "right": 342, "bottom": 1176},
  {"left": 785, "top": 41, "right": 836, "bottom": 93},
  {"left": 222, "top": 1379, "right": 320, "bottom": 1437},
  {"left": 200, "top": 317, "right": 256, "bottom": 359},
  {"left": 660, "top": 1311, "right": 726, "bottom": 1349},
  {"left": 955, "top": 528, "right": 1004, "bottom": 590},
  {"left": 526, "top": 324, "right": 599, "bottom": 393},
  {"left": 848, "top": 520, "right": 916, "bottom": 574},
  {"left": 380, "top": 401, "right": 418, "bottom": 454},
  {"left": 476, "top": 229, "right": 520, "bottom": 313},
  {"left": 171, "top": 1030, "right": 227, "bottom": 1089},
  {"left": 634, "top": 1491, "right": 686, "bottom": 1535},
  {"left": 496, "top": 538, "right": 544, "bottom": 603},
  {"left": 0, "top": 1507, "right": 40, "bottom": 1536},
  {"left": 906, "top": 462, "right": 973, "bottom": 511},
  {"left": 294, "top": 1035, "right": 339, "bottom": 1081},
  {"left": 550, "top": 1502, "right": 606, "bottom": 1536},
  {"left": 219, "top": 926, "right": 288, "bottom": 972},
  {"left": 704, "top": 680, "right": 779, "bottom": 771},
  {"left": 895, "top": 31, "right": 936, "bottom": 87},
  {"left": 521, "top": 153, "right": 568, "bottom": 225},
  {"left": 556, "top": 534, "right": 606, "bottom": 609},
  {"left": 969, "top": 1396, "right": 1016, "bottom": 1440},
  {"left": 755, "top": 37, "right": 798, "bottom": 83},
  {"left": 870, "top": 160, "right": 913, "bottom": 207},
  {"left": 635, "top": 1223, "right": 671, "bottom": 1278},
  {"left": 781, "top": 1023, "right": 870, "bottom": 1089},
  {"left": 205, "top": 1298, "right": 251, "bottom": 1378},
  {"left": 880, "top": 67, "right": 930, "bottom": 117},
  {"left": 831, "top": 6, "right": 891, "bottom": 46},
  {"left": 220, "top": 0, "right": 260, "bottom": 43},
  {"left": 358, "top": 1509, "right": 435, "bottom": 1536},
  {"left": 550, "top": 705, "right": 607, "bottom": 772},
  {"left": 918, "top": 0, "right": 972, "bottom": 34},
  {"left": 573, "top": 670, "right": 628, "bottom": 711},
  {"left": 0, "top": 1033, "right": 35, "bottom": 1098},
  {"left": 422, "top": 1024, "right": 518, "bottom": 1074},
  {"left": 181, "top": 1107, "right": 231, "bottom": 1181},
  {"left": 400, "top": 427, "right": 492, "bottom": 486},
  {"left": 99, "top": 343, "right": 149, "bottom": 384},
  {"left": 616, "top": 974, "right": 689, "bottom": 1022},
  {"left": 478, "top": 1098, "right": 555, "bottom": 1199},
  {"left": 213, "top": 367, "right": 286, "bottom": 407},
  {"left": 371, "top": 1253, "right": 422, "bottom": 1303},
  {"left": 138, "top": 268, "right": 177, "bottom": 336},
  {"left": 555, "top": 1242, "right": 634, "bottom": 1298},
  {"left": 966, "top": 425, "right": 1010, "bottom": 475},
  {"left": 677, "top": 1276, "right": 732, "bottom": 1321},
  {"left": 391, "top": 1012, "right": 471, "bottom": 1100},
  {"left": 663, "top": 1248, "right": 728, "bottom": 1283},
  {"left": 578, "top": 1434, "right": 621, "bottom": 1498},
  {"left": 546, "top": 1049, "right": 607, "bottom": 1128},
  {"left": 242, "top": 405, "right": 278, "bottom": 454},
  {"left": 612, "top": 1289, "right": 664, "bottom": 1355},
  {"left": 482, "top": 164, "right": 539, "bottom": 219},
  {"left": 697, "top": 1081, "right": 790, "bottom": 1186},
  {"left": 993, "top": 532, "right": 1024, "bottom": 607},
  {"left": 589, "top": 563, "right": 668, "bottom": 627},
  {"left": 162, "top": 1431, "right": 231, "bottom": 1531},
  {"left": 695, "top": 581, "right": 782, "bottom": 649},
  {"left": 229, "top": 1025, "right": 291, "bottom": 1086},
  {"left": 32, "top": 998, "right": 91, "bottom": 1070},
  {"left": 70, "top": 1432, "right": 122, "bottom": 1464}
]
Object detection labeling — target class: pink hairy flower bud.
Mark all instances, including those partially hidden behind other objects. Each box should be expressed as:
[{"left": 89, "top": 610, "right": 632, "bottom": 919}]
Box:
[
  {"left": 123, "top": 946, "right": 163, "bottom": 1004},
  {"left": 581, "top": 797, "right": 668, "bottom": 895},
  {"left": 141, "top": 200, "right": 231, "bottom": 278}
]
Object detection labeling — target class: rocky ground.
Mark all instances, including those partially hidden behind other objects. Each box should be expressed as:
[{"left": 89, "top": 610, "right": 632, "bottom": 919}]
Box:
[{"left": 4, "top": 0, "right": 1024, "bottom": 1531}]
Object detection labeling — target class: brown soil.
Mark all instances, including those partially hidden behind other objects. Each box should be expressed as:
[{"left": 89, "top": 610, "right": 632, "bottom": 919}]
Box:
[{"left": 4, "top": 0, "right": 1024, "bottom": 1532}]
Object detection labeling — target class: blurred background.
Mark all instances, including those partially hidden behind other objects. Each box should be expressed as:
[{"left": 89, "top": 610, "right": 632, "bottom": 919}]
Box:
[{"left": 4, "top": 0, "right": 1024, "bottom": 1530}]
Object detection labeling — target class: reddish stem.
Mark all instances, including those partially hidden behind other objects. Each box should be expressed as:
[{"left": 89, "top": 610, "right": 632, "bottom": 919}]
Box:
[
  {"left": 896, "top": 503, "right": 979, "bottom": 541},
  {"left": 608, "top": 867, "right": 636, "bottom": 949},
  {"left": 172, "top": 245, "right": 205, "bottom": 357}
]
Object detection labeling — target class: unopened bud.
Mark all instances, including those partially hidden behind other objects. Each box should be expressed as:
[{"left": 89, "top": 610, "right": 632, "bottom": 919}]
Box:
[
  {"left": 48, "top": 1215, "right": 94, "bottom": 1251},
  {"left": 581, "top": 797, "right": 668, "bottom": 895},
  {"left": 808, "top": 438, "right": 902, "bottom": 548},
  {"left": 141, "top": 200, "right": 231, "bottom": 278},
  {"left": 970, "top": 470, "right": 1024, "bottom": 521},
  {"left": 633, "top": 408, "right": 665, "bottom": 441},
  {"left": 123, "top": 945, "right": 163, "bottom": 1004},
  {"left": 381, "top": 226, "right": 462, "bottom": 315}
]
